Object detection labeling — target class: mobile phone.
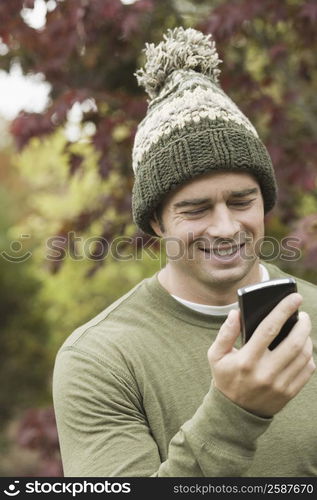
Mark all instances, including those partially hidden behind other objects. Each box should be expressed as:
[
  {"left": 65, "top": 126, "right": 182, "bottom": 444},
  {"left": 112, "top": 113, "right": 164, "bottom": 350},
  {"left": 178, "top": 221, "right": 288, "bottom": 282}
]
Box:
[{"left": 237, "top": 278, "right": 298, "bottom": 350}]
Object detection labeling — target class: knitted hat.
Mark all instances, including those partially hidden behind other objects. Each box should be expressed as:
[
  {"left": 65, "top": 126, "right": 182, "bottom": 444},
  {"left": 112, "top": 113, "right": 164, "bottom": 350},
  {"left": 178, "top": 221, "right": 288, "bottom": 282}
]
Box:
[{"left": 132, "top": 27, "right": 277, "bottom": 235}]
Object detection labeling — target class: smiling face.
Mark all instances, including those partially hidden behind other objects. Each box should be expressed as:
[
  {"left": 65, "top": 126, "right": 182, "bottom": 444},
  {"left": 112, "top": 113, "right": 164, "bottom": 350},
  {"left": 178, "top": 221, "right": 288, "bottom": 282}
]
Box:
[{"left": 150, "top": 171, "right": 265, "bottom": 305}]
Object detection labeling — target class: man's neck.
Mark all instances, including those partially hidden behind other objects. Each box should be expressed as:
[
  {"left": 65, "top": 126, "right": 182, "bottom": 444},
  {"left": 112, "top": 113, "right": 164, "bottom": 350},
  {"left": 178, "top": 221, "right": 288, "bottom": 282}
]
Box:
[{"left": 157, "top": 261, "right": 262, "bottom": 306}]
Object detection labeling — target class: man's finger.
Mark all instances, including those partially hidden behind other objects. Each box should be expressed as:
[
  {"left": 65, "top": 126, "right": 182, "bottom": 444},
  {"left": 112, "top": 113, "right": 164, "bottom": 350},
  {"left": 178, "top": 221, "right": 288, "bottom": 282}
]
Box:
[
  {"left": 270, "top": 311, "right": 312, "bottom": 369},
  {"left": 275, "top": 334, "right": 314, "bottom": 386},
  {"left": 208, "top": 309, "right": 240, "bottom": 362}
]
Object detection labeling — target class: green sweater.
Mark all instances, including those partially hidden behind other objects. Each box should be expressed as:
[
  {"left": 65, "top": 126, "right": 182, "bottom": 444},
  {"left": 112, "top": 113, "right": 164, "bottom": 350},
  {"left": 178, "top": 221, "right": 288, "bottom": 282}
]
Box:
[{"left": 53, "top": 262, "right": 317, "bottom": 477}]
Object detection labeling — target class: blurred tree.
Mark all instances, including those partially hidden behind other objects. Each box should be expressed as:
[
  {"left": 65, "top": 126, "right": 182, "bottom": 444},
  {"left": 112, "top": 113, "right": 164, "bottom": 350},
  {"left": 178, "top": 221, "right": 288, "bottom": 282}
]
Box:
[{"left": 0, "top": 150, "right": 51, "bottom": 425}]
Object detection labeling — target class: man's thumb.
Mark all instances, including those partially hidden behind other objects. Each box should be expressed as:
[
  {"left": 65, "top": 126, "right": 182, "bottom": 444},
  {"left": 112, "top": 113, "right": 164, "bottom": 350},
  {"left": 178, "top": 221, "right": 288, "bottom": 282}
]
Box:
[{"left": 208, "top": 309, "right": 240, "bottom": 362}]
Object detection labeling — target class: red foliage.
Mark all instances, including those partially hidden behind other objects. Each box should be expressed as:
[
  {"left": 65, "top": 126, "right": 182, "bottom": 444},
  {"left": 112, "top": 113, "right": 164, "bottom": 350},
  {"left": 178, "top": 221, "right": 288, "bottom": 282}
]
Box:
[
  {"left": 10, "top": 112, "right": 54, "bottom": 149},
  {"left": 16, "top": 406, "right": 63, "bottom": 477},
  {"left": 300, "top": 1, "right": 317, "bottom": 24},
  {"left": 289, "top": 214, "right": 317, "bottom": 268}
]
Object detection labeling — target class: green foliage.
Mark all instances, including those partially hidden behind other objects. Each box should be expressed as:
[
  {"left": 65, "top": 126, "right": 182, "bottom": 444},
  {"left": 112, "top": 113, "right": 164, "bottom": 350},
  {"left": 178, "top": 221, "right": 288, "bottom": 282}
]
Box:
[
  {"left": 0, "top": 182, "right": 51, "bottom": 425},
  {"left": 12, "top": 128, "right": 162, "bottom": 350}
]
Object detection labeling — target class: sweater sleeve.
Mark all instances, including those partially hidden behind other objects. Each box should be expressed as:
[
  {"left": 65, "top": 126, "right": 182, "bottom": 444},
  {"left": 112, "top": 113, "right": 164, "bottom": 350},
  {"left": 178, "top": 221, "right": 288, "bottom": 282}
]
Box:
[{"left": 53, "top": 347, "right": 272, "bottom": 477}]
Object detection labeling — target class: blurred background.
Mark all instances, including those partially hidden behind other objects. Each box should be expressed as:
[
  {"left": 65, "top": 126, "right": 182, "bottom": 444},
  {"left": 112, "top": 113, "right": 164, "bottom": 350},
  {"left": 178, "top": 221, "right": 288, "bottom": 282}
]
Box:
[{"left": 0, "top": 0, "right": 316, "bottom": 477}]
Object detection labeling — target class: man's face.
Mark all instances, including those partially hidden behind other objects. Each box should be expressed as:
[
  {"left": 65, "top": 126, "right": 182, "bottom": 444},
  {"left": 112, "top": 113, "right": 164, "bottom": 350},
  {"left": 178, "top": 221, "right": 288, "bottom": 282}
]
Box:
[{"left": 150, "top": 171, "right": 265, "bottom": 295}]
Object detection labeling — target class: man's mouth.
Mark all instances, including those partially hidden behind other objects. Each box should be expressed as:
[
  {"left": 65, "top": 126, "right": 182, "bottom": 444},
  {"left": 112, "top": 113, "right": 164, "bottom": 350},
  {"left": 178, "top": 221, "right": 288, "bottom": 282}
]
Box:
[{"left": 197, "top": 243, "right": 245, "bottom": 256}]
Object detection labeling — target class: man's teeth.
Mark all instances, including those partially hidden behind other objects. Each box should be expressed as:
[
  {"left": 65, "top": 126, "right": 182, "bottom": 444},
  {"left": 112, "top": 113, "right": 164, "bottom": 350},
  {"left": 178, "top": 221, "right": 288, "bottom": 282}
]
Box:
[
  {"left": 200, "top": 246, "right": 238, "bottom": 255},
  {"left": 215, "top": 247, "right": 237, "bottom": 256}
]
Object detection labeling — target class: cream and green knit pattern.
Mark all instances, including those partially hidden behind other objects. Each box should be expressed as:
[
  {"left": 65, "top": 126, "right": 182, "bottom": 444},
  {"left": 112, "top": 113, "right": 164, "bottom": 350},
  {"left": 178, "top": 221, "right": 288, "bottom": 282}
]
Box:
[{"left": 132, "top": 27, "right": 277, "bottom": 235}]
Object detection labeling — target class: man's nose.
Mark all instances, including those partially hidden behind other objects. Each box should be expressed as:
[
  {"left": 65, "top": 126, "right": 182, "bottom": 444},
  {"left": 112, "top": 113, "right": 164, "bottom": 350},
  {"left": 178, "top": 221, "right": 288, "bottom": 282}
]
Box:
[{"left": 204, "top": 204, "right": 240, "bottom": 239}]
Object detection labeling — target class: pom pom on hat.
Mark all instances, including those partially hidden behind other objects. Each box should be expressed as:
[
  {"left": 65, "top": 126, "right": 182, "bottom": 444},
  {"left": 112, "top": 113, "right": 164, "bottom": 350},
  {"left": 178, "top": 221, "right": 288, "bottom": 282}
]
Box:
[{"left": 135, "top": 27, "right": 222, "bottom": 100}]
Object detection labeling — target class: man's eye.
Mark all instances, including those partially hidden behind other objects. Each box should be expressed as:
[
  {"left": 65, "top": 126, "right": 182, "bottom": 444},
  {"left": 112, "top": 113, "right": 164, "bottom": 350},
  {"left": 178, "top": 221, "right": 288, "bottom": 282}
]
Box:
[
  {"left": 230, "top": 199, "right": 255, "bottom": 207},
  {"left": 183, "top": 208, "right": 207, "bottom": 216}
]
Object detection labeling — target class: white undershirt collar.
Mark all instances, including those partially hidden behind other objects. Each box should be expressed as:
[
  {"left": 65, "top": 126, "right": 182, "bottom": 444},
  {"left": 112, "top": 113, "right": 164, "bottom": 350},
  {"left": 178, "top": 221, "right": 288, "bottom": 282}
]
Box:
[{"left": 171, "top": 264, "right": 270, "bottom": 316}]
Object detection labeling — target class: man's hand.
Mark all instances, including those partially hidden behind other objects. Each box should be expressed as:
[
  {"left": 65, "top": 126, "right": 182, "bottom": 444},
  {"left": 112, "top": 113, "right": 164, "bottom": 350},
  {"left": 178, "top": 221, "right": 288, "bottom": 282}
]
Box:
[{"left": 207, "top": 293, "right": 316, "bottom": 417}]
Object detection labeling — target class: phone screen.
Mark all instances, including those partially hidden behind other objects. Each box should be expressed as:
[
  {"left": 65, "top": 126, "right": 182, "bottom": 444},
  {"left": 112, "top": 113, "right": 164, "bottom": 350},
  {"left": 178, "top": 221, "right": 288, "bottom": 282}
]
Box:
[{"left": 237, "top": 278, "right": 298, "bottom": 350}]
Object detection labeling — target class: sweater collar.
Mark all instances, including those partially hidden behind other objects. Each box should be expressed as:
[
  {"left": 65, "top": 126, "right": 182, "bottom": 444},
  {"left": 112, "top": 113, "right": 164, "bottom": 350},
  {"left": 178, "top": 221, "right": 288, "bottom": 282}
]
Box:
[{"left": 143, "top": 261, "right": 282, "bottom": 329}]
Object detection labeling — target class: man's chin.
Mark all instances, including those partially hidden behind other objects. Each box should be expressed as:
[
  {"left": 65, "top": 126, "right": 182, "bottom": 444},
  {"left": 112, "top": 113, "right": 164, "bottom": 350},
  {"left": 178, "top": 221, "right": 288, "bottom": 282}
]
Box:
[{"left": 198, "top": 259, "right": 259, "bottom": 287}]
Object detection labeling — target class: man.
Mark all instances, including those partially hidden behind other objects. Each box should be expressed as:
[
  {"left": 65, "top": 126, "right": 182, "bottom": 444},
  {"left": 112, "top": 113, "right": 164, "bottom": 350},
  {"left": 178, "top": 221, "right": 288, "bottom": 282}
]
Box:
[{"left": 53, "top": 27, "right": 316, "bottom": 476}]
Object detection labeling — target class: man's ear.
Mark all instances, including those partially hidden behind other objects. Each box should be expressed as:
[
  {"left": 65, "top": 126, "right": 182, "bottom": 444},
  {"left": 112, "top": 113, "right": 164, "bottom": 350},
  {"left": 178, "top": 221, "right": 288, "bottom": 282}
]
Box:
[
  {"left": 149, "top": 214, "right": 163, "bottom": 238},
  {"left": 149, "top": 218, "right": 163, "bottom": 237}
]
